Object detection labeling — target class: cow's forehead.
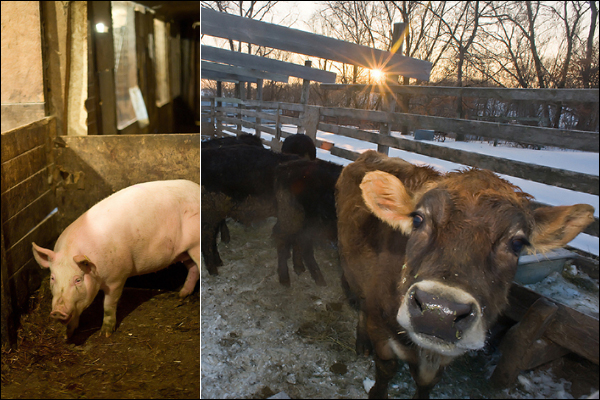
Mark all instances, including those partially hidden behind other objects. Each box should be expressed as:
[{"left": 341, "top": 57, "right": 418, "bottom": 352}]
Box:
[
  {"left": 424, "top": 169, "right": 532, "bottom": 204},
  {"left": 415, "top": 169, "right": 535, "bottom": 232}
]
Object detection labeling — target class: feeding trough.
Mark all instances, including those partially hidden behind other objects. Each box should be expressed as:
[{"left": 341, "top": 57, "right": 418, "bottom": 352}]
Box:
[{"left": 515, "top": 248, "right": 578, "bottom": 284}]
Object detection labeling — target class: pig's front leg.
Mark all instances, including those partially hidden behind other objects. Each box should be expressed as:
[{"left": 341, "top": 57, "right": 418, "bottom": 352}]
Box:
[
  {"left": 101, "top": 283, "right": 125, "bottom": 337},
  {"left": 65, "top": 315, "right": 81, "bottom": 340}
]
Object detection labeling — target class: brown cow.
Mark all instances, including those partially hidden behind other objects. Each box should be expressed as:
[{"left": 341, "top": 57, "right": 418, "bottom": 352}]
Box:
[{"left": 335, "top": 150, "right": 595, "bottom": 399}]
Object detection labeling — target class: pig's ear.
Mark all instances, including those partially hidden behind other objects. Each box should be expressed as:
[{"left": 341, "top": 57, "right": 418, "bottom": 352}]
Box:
[
  {"left": 73, "top": 255, "right": 96, "bottom": 274},
  {"left": 360, "top": 170, "right": 415, "bottom": 235},
  {"left": 32, "top": 242, "right": 55, "bottom": 269},
  {"left": 529, "top": 204, "right": 595, "bottom": 254}
]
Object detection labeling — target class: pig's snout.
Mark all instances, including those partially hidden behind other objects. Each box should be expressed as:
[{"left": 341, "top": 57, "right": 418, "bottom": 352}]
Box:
[{"left": 50, "top": 309, "right": 71, "bottom": 323}]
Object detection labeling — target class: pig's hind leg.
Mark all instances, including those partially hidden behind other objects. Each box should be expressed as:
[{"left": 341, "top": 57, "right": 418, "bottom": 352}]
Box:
[{"left": 179, "top": 246, "right": 200, "bottom": 298}]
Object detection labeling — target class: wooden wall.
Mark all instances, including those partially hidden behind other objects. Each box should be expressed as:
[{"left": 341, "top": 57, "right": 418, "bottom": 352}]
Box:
[
  {"left": 1, "top": 117, "right": 58, "bottom": 346},
  {"left": 54, "top": 133, "right": 200, "bottom": 233}
]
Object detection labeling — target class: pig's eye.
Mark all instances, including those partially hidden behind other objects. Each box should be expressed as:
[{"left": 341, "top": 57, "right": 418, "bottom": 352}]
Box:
[{"left": 74, "top": 277, "right": 83, "bottom": 285}]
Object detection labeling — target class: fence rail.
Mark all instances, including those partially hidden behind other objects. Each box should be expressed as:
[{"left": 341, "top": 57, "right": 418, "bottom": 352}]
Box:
[{"left": 201, "top": 93, "right": 599, "bottom": 238}]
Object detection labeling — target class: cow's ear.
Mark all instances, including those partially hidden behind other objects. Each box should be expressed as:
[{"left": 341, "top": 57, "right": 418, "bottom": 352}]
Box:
[
  {"left": 360, "top": 170, "right": 415, "bottom": 234},
  {"left": 529, "top": 204, "right": 595, "bottom": 254}
]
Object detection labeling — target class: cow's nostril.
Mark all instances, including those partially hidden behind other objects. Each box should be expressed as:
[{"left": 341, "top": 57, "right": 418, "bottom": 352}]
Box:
[{"left": 408, "top": 288, "right": 477, "bottom": 343}]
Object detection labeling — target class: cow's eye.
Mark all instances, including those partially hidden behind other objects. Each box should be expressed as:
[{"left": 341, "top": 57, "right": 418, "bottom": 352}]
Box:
[
  {"left": 412, "top": 213, "right": 424, "bottom": 229},
  {"left": 510, "top": 237, "right": 529, "bottom": 254}
]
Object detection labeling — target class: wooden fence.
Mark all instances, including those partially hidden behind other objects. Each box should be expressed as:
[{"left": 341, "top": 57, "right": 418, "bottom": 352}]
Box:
[{"left": 201, "top": 86, "right": 599, "bottom": 241}]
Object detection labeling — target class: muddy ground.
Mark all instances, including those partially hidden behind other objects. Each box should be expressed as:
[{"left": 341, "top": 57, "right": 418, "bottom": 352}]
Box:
[
  {"left": 201, "top": 218, "right": 598, "bottom": 399},
  {"left": 1, "top": 266, "right": 200, "bottom": 399}
]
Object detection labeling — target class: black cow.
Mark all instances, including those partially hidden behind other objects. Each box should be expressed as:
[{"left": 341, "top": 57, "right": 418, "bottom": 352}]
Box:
[
  {"left": 272, "top": 158, "right": 342, "bottom": 286},
  {"left": 201, "top": 145, "right": 299, "bottom": 274},
  {"left": 281, "top": 134, "right": 316, "bottom": 160},
  {"left": 201, "top": 134, "right": 263, "bottom": 244}
]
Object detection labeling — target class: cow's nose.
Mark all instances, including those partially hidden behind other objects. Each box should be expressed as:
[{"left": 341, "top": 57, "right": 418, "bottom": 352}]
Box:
[{"left": 408, "top": 288, "right": 476, "bottom": 343}]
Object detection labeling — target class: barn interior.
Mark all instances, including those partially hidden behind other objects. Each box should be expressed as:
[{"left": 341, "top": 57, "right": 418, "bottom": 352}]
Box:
[{"left": 1, "top": 1, "right": 200, "bottom": 397}]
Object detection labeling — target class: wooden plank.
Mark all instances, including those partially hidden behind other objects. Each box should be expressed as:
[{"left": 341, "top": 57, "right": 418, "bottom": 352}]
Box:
[
  {"left": 503, "top": 283, "right": 599, "bottom": 365},
  {"left": 320, "top": 84, "right": 600, "bottom": 103},
  {"left": 201, "top": 45, "right": 336, "bottom": 83},
  {"left": 1, "top": 117, "right": 51, "bottom": 162},
  {"left": 202, "top": 69, "right": 258, "bottom": 83},
  {"left": 279, "top": 115, "right": 299, "bottom": 125},
  {"left": 91, "top": 1, "right": 117, "bottom": 135},
  {"left": 390, "top": 113, "right": 599, "bottom": 152},
  {"left": 318, "top": 122, "right": 599, "bottom": 195},
  {"left": 5, "top": 209, "right": 59, "bottom": 278},
  {"left": 1, "top": 146, "right": 48, "bottom": 194},
  {"left": 202, "top": 61, "right": 289, "bottom": 83},
  {"left": 3, "top": 189, "right": 56, "bottom": 249},
  {"left": 491, "top": 298, "right": 558, "bottom": 387},
  {"left": 1, "top": 167, "right": 52, "bottom": 223},
  {"left": 201, "top": 8, "right": 432, "bottom": 81},
  {"left": 317, "top": 107, "right": 599, "bottom": 151},
  {"left": 242, "top": 99, "right": 305, "bottom": 112},
  {"left": 330, "top": 146, "right": 360, "bottom": 161}
]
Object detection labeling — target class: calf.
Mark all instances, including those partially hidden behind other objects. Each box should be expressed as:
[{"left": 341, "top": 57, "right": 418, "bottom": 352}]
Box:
[
  {"left": 281, "top": 134, "right": 316, "bottom": 160},
  {"left": 272, "top": 158, "right": 342, "bottom": 286},
  {"left": 335, "top": 150, "right": 595, "bottom": 398},
  {"left": 201, "top": 133, "right": 263, "bottom": 149},
  {"left": 201, "top": 145, "right": 299, "bottom": 274},
  {"left": 202, "top": 133, "right": 264, "bottom": 243}
]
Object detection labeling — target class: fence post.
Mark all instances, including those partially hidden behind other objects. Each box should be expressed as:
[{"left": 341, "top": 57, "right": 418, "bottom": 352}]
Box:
[
  {"left": 300, "top": 106, "right": 320, "bottom": 143},
  {"left": 255, "top": 78, "right": 263, "bottom": 138},
  {"left": 236, "top": 82, "right": 246, "bottom": 135},
  {"left": 216, "top": 80, "right": 223, "bottom": 135},
  {"left": 378, "top": 22, "right": 403, "bottom": 155},
  {"left": 298, "top": 60, "right": 312, "bottom": 135}
]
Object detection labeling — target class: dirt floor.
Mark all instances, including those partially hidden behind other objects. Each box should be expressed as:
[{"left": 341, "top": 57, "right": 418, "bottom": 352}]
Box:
[
  {"left": 201, "top": 218, "right": 599, "bottom": 399},
  {"left": 1, "top": 266, "right": 200, "bottom": 399}
]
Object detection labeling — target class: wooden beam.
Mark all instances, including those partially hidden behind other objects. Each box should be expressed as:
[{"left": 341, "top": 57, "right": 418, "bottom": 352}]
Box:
[
  {"left": 201, "top": 8, "right": 432, "bottom": 81},
  {"left": 201, "top": 69, "right": 258, "bottom": 83},
  {"left": 202, "top": 61, "right": 289, "bottom": 83},
  {"left": 491, "top": 297, "right": 559, "bottom": 387},
  {"left": 320, "top": 84, "right": 600, "bottom": 103},
  {"left": 317, "top": 107, "right": 599, "bottom": 152},
  {"left": 202, "top": 45, "right": 336, "bottom": 83},
  {"left": 317, "top": 121, "right": 599, "bottom": 195},
  {"left": 503, "top": 283, "right": 599, "bottom": 365}
]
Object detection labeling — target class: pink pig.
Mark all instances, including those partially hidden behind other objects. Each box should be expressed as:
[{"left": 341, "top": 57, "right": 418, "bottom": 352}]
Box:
[{"left": 32, "top": 179, "right": 200, "bottom": 339}]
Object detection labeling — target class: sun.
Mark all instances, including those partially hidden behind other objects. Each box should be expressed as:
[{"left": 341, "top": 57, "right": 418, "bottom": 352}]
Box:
[{"left": 371, "top": 68, "right": 385, "bottom": 83}]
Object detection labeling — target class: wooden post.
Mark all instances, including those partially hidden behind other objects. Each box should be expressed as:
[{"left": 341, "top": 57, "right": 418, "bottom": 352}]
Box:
[
  {"left": 396, "top": 23, "right": 410, "bottom": 137},
  {"left": 255, "top": 78, "right": 263, "bottom": 138},
  {"left": 456, "top": 88, "right": 466, "bottom": 141},
  {"left": 378, "top": 23, "right": 403, "bottom": 154},
  {"left": 298, "top": 60, "right": 312, "bottom": 134},
  {"left": 216, "top": 81, "right": 223, "bottom": 135},
  {"left": 236, "top": 82, "right": 245, "bottom": 135},
  {"left": 491, "top": 297, "right": 560, "bottom": 388}
]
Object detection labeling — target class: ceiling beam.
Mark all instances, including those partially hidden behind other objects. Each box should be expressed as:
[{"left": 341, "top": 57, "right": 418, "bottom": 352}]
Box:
[
  {"left": 201, "top": 8, "right": 432, "bottom": 81},
  {"left": 202, "top": 61, "right": 289, "bottom": 83},
  {"left": 201, "top": 45, "right": 336, "bottom": 83},
  {"left": 201, "top": 69, "right": 258, "bottom": 83}
]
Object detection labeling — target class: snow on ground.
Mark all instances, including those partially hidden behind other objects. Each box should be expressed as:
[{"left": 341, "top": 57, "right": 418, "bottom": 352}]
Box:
[
  {"left": 237, "top": 124, "right": 599, "bottom": 256},
  {"left": 201, "top": 219, "right": 598, "bottom": 399}
]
